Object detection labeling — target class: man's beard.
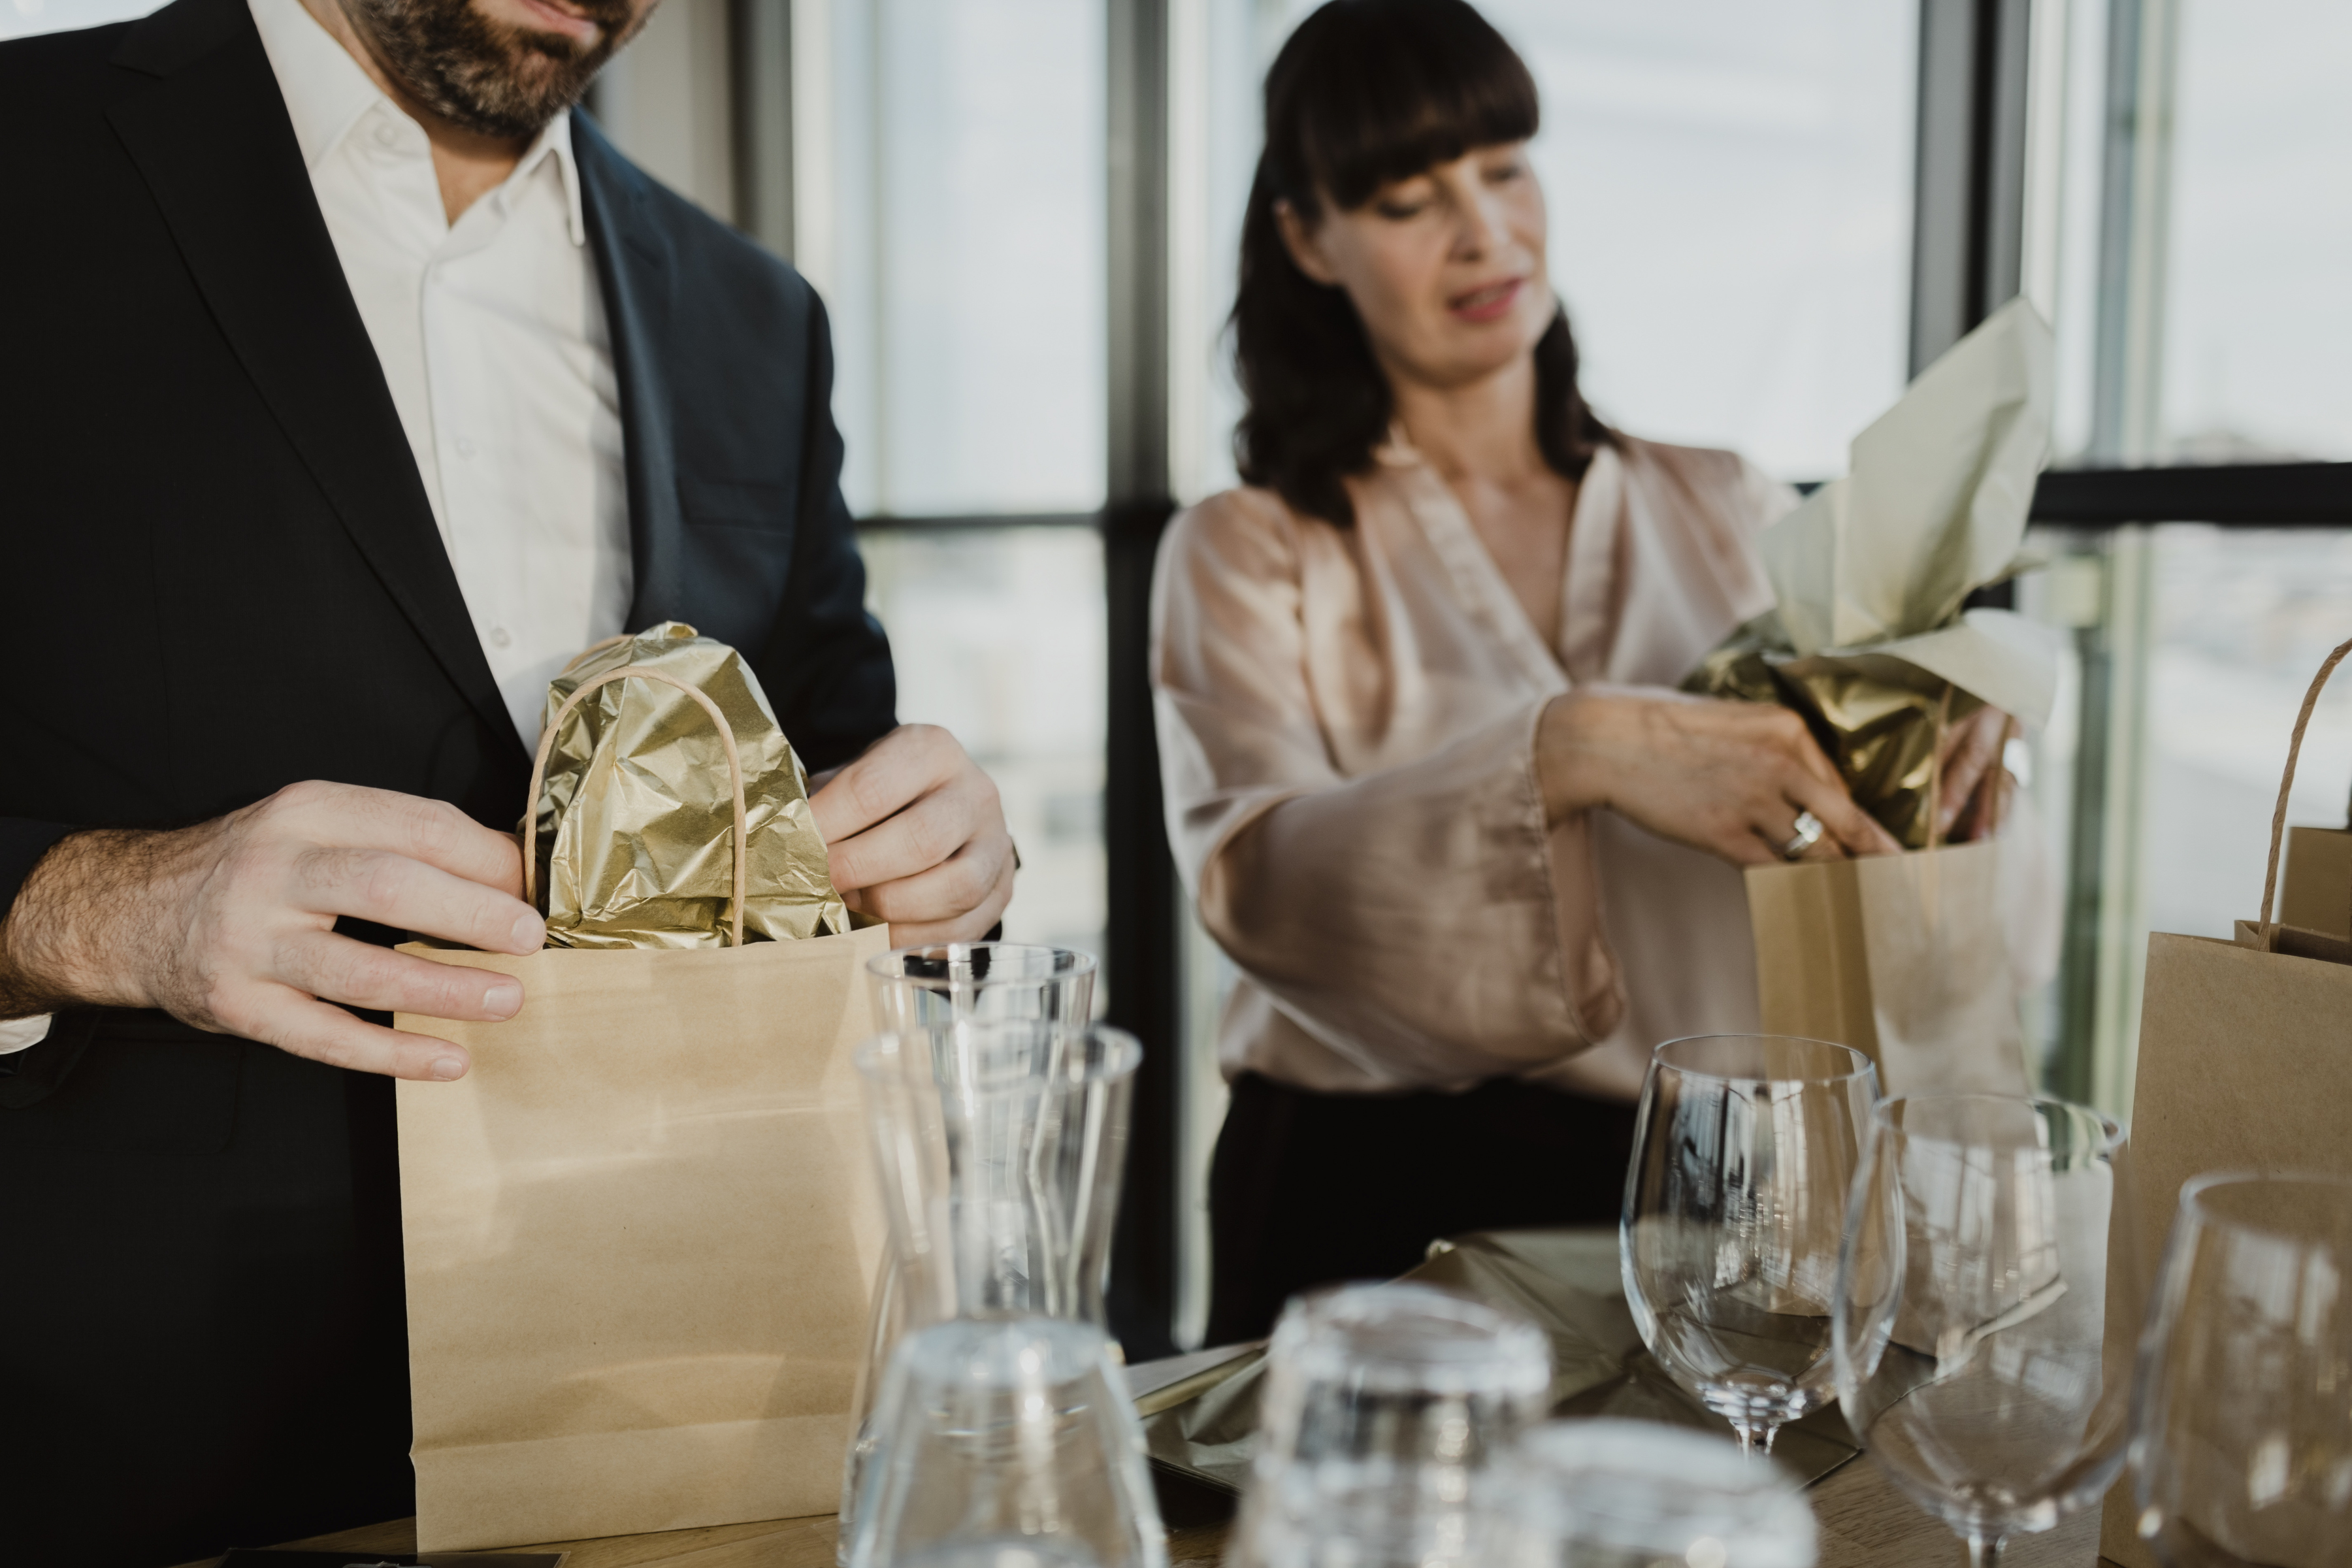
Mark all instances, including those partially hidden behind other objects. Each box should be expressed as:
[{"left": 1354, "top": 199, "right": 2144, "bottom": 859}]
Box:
[{"left": 345, "top": 0, "right": 641, "bottom": 139}]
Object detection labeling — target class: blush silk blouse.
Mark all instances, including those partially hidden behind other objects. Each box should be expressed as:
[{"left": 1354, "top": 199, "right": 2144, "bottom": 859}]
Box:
[{"left": 1151, "top": 433, "right": 1798, "bottom": 1099}]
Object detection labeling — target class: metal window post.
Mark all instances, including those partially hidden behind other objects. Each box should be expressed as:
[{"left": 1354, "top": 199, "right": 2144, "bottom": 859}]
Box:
[{"left": 1104, "top": 0, "right": 1182, "bottom": 1360}]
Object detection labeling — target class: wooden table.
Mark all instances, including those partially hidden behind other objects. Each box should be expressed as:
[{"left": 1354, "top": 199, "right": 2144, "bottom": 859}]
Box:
[{"left": 174, "top": 1463, "right": 2114, "bottom": 1568}]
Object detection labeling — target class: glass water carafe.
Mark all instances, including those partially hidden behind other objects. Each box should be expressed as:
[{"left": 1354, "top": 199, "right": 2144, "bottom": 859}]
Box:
[{"left": 841, "top": 1007, "right": 1137, "bottom": 1556}]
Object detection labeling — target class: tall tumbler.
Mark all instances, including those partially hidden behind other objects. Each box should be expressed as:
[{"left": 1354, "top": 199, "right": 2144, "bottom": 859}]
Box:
[
  {"left": 1229, "top": 1282, "right": 1553, "bottom": 1568},
  {"left": 868, "top": 943, "right": 1098, "bottom": 1030},
  {"left": 843, "top": 1019, "right": 1140, "bottom": 1553}
]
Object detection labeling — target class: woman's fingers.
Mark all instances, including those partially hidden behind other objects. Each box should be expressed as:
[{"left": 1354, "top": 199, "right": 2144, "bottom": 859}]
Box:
[
  {"left": 1782, "top": 766, "right": 1904, "bottom": 858},
  {"left": 1937, "top": 708, "right": 2012, "bottom": 836}
]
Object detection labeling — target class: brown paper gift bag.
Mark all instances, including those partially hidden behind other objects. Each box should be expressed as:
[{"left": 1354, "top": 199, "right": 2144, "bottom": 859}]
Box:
[
  {"left": 2100, "top": 636, "right": 2352, "bottom": 1567},
  {"left": 1745, "top": 837, "right": 2035, "bottom": 1096},
  {"left": 393, "top": 665, "right": 890, "bottom": 1551}
]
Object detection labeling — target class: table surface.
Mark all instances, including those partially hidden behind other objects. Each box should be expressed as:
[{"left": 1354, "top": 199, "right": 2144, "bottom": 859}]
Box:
[{"left": 172, "top": 1460, "right": 2119, "bottom": 1568}]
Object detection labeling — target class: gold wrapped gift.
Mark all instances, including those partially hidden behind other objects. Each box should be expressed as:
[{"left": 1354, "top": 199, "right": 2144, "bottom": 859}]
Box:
[
  {"left": 1683, "top": 299, "right": 2061, "bottom": 845},
  {"left": 530, "top": 621, "right": 850, "bottom": 949},
  {"left": 1688, "top": 620, "right": 1986, "bottom": 850}
]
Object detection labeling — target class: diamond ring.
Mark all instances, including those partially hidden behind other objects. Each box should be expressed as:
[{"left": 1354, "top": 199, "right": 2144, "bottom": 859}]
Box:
[{"left": 1780, "top": 809, "right": 1825, "bottom": 861}]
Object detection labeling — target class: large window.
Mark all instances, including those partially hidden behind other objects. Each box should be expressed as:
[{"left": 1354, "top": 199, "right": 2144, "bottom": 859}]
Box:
[
  {"left": 2016, "top": 0, "right": 2352, "bottom": 1119},
  {"left": 796, "top": 0, "right": 1107, "bottom": 515},
  {"left": 789, "top": 0, "right": 1115, "bottom": 999}
]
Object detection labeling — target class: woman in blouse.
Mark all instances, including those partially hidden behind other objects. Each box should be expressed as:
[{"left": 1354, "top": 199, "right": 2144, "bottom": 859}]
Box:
[{"left": 1151, "top": 0, "right": 2013, "bottom": 1339}]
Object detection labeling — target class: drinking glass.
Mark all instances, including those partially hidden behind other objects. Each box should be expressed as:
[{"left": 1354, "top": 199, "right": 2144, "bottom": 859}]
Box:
[
  {"left": 867, "top": 943, "right": 1098, "bottom": 1031},
  {"left": 2130, "top": 1171, "right": 2352, "bottom": 1567},
  {"left": 1229, "top": 1281, "right": 1552, "bottom": 1568},
  {"left": 1620, "top": 1034, "right": 1878, "bottom": 1456},
  {"left": 1833, "top": 1094, "right": 2146, "bottom": 1567},
  {"left": 1497, "top": 1418, "right": 1818, "bottom": 1568},
  {"left": 843, "top": 1020, "right": 1138, "bottom": 1551},
  {"left": 843, "top": 1314, "right": 1167, "bottom": 1568}
]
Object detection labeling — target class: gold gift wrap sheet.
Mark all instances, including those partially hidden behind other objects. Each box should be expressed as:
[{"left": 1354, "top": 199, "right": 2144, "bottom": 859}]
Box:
[
  {"left": 1690, "top": 629, "right": 1986, "bottom": 849},
  {"left": 533, "top": 622, "right": 849, "bottom": 947}
]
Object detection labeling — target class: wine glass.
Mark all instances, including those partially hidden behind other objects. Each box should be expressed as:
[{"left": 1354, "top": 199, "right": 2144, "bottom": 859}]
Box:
[
  {"left": 1620, "top": 1034, "right": 1879, "bottom": 1456},
  {"left": 1496, "top": 1418, "right": 1818, "bottom": 1568},
  {"left": 1832, "top": 1093, "right": 2146, "bottom": 1567},
  {"left": 2130, "top": 1171, "right": 2352, "bottom": 1567},
  {"left": 1229, "top": 1282, "right": 1552, "bottom": 1568}
]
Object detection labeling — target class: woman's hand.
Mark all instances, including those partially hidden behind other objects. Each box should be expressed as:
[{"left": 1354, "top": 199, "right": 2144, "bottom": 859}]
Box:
[
  {"left": 1938, "top": 704, "right": 2017, "bottom": 843},
  {"left": 1536, "top": 687, "right": 1904, "bottom": 867}
]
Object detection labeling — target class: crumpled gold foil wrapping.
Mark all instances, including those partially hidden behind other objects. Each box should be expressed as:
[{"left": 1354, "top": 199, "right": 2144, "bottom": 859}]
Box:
[
  {"left": 1686, "top": 615, "right": 1984, "bottom": 850},
  {"left": 531, "top": 621, "right": 850, "bottom": 948}
]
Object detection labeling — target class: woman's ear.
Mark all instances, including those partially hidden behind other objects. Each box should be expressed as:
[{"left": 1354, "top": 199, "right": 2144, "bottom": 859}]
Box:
[{"left": 1274, "top": 199, "right": 1341, "bottom": 286}]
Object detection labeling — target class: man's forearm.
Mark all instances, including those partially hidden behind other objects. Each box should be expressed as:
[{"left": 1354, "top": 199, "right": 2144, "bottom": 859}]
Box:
[{"left": 0, "top": 828, "right": 178, "bottom": 1020}]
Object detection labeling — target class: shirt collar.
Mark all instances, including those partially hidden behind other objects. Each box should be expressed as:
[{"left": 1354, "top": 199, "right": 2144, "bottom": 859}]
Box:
[{"left": 246, "top": 0, "right": 587, "bottom": 248}]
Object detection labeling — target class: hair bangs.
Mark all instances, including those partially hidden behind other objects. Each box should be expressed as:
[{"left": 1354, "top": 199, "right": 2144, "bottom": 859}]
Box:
[{"left": 1269, "top": 0, "right": 1538, "bottom": 213}]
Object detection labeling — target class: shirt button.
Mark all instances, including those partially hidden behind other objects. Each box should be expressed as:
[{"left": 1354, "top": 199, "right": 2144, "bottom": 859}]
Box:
[
  {"left": 455, "top": 437, "right": 478, "bottom": 459},
  {"left": 490, "top": 627, "right": 514, "bottom": 649},
  {"left": 374, "top": 122, "right": 400, "bottom": 149}
]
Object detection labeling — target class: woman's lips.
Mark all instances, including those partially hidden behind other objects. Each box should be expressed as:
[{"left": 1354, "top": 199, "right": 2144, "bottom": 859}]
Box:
[
  {"left": 1449, "top": 278, "right": 1524, "bottom": 323},
  {"left": 514, "top": 0, "right": 602, "bottom": 43}
]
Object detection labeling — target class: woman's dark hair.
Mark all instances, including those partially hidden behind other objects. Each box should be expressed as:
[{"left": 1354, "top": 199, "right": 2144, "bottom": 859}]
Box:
[{"left": 1232, "top": 0, "right": 1610, "bottom": 527}]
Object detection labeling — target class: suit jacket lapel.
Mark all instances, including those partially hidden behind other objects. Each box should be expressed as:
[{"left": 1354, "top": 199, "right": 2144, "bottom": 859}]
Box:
[
  {"left": 106, "top": 0, "right": 521, "bottom": 757},
  {"left": 573, "top": 117, "right": 683, "bottom": 632}
]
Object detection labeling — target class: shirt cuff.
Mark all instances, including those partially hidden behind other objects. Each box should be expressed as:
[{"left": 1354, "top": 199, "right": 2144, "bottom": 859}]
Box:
[{"left": 0, "top": 1015, "right": 54, "bottom": 1054}]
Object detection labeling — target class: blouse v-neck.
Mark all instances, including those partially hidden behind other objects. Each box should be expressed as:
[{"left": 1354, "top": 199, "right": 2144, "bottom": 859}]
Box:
[{"left": 1379, "top": 437, "right": 1625, "bottom": 691}]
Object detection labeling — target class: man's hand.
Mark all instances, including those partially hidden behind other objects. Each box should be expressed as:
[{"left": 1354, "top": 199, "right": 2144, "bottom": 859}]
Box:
[
  {"left": 0, "top": 781, "right": 544, "bottom": 1081},
  {"left": 811, "top": 725, "right": 1016, "bottom": 945},
  {"left": 1537, "top": 687, "right": 1905, "bottom": 866}
]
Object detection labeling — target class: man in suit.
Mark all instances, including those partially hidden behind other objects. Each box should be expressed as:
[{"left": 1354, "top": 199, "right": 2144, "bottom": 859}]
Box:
[{"left": 0, "top": 0, "right": 1014, "bottom": 1558}]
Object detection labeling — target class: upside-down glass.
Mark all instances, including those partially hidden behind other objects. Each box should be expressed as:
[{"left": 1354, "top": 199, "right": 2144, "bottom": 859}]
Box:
[
  {"left": 2130, "top": 1171, "right": 2352, "bottom": 1567},
  {"left": 1620, "top": 1034, "right": 1879, "bottom": 1456},
  {"left": 843, "top": 1314, "right": 1167, "bottom": 1568},
  {"left": 1833, "top": 1094, "right": 2146, "bottom": 1568},
  {"left": 1230, "top": 1282, "right": 1553, "bottom": 1568},
  {"left": 843, "top": 1019, "right": 1137, "bottom": 1552},
  {"left": 1497, "top": 1418, "right": 1819, "bottom": 1568}
]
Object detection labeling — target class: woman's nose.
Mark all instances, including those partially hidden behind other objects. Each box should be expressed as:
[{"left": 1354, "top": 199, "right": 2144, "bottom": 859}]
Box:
[{"left": 1454, "top": 189, "right": 1510, "bottom": 259}]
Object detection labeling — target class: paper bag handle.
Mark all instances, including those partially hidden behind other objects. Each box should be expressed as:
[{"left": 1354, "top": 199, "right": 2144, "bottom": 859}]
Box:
[
  {"left": 2257, "top": 634, "right": 2352, "bottom": 942},
  {"left": 523, "top": 664, "right": 750, "bottom": 947}
]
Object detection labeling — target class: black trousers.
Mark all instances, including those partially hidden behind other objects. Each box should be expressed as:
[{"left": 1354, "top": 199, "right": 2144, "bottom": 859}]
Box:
[{"left": 1205, "top": 1071, "right": 1639, "bottom": 1345}]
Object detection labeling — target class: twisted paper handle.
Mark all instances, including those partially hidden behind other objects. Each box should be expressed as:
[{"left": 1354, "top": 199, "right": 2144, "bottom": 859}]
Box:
[
  {"left": 522, "top": 664, "right": 750, "bottom": 947},
  {"left": 2257, "top": 634, "right": 2352, "bottom": 943}
]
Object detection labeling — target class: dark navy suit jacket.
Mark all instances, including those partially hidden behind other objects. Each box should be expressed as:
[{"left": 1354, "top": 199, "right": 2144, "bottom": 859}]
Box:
[{"left": 0, "top": 0, "right": 894, "bottom": 1560}]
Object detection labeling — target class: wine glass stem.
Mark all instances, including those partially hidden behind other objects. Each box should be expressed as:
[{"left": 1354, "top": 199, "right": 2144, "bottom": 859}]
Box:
[
  {"left": 1734, "top": 1422, "right": 1779, "bottom": 1458},
  {"left": 1965, "top": 1534, "right": 2004, "bottom": 1567}
]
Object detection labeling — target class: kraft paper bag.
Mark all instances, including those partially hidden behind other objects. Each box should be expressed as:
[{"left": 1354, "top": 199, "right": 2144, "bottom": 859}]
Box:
[
  {"left": 1746, "top": 837, "right": 2035, "bottom": 1096},
  {"left": 392, "top": 660, "right": 890, "bottom": 1551},
  {"left": 2280, "top": 823, "right": 2352, "bottom": 938},
  {"left": 2101, "top": 638, "right": 2352, "bottom": 1567}
]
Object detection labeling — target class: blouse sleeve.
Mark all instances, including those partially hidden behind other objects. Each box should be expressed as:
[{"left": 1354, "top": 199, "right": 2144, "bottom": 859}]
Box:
[{"left": 1149, "top": 491, "right": 1623, "bottom": 1088}]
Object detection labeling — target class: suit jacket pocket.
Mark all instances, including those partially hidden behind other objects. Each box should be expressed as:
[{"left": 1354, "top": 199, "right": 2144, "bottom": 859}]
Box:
[
  {"left": 681, "top": 474, "right": 792, "bottom": 532},
  {"left": 1, "top": 1011, "right": 242, "bottom": 1156}
]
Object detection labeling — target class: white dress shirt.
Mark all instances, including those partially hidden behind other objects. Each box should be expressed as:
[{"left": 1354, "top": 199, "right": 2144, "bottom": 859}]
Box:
[
  {"left": 252, "top": 0, "right": 633, "bottom": 746},
  {"left": 1, "top": 1, "right": 633, "bottom": 1056}
]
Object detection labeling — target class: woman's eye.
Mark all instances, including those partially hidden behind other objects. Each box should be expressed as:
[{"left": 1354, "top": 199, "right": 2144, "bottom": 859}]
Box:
[
  {"left": 1486, "top": 162, "right": 1524, "bottom": 184},
  {"left": 1375, "top": 199, "right": 1427, "bottom": 220}
]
